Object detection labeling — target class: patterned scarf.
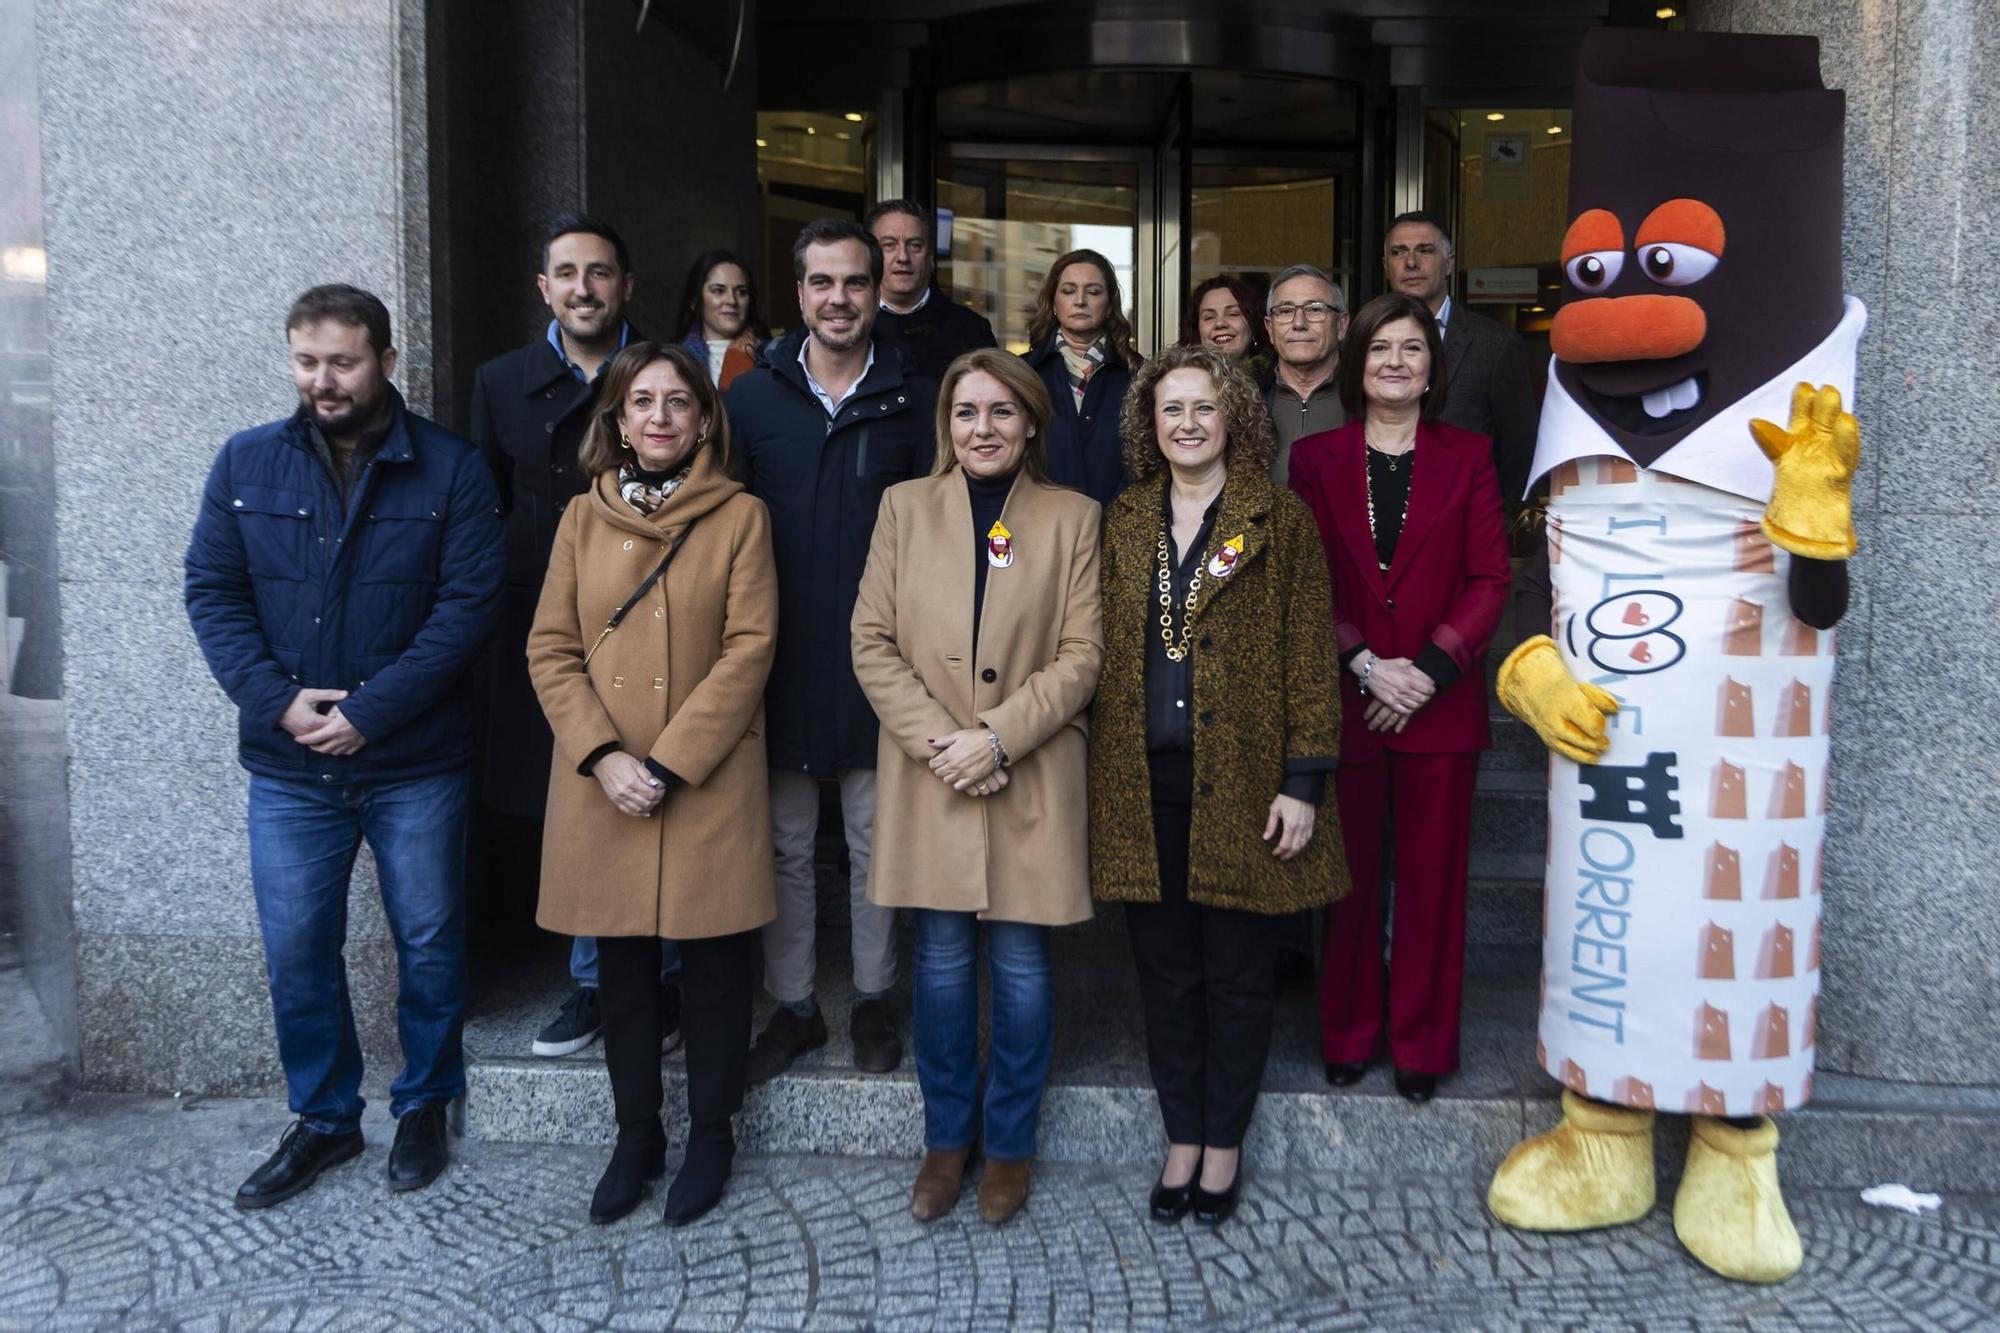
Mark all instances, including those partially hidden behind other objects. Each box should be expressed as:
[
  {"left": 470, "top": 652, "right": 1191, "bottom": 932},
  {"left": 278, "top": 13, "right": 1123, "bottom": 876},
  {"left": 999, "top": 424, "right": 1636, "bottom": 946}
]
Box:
[
  {"left": 1057, "top": 337, "right": 1107, "bottom": 410},
  {"left": 618, "top": 460, "right": 692, "bottom": 516}
]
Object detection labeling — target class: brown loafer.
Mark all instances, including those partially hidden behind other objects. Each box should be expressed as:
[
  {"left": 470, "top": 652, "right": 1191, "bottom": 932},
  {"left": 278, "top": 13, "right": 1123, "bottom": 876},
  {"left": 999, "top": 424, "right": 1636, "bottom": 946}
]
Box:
[
  {"left": 978, "top": 1157, "right": 1032, "bottom": 1225},
  {"left": 910, "top": 1148, "right": 969, "bottom": 1222}
]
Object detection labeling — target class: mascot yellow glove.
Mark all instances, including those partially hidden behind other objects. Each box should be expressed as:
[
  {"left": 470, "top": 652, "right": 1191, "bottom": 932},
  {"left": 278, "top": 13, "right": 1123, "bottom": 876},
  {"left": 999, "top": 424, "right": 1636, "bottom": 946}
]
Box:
[
  {"left": 1751, "top": 381, "right": 1860, "bottom": 560},
  {"left": 1497, "top": 635, "right": 1619, "bottom": 765}
]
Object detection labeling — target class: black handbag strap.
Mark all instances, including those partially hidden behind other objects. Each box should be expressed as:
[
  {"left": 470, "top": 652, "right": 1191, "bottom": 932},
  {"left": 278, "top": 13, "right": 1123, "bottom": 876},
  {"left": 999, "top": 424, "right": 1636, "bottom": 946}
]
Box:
[{"left": 583, "top": 516, "right": 702, "bottom": 665}]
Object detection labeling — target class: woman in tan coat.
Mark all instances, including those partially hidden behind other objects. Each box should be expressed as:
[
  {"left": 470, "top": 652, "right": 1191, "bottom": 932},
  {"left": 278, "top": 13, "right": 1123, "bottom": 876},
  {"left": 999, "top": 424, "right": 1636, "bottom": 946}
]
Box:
[
  {"left": 851, "top": 348, "right": 1103, "bottom": 1226},
  {"left": 528, "top": 341, "right": 778, "bottom": 1229},
  {"left": 1090, "top": 345, "right": 1346, "bottom": 1227}
]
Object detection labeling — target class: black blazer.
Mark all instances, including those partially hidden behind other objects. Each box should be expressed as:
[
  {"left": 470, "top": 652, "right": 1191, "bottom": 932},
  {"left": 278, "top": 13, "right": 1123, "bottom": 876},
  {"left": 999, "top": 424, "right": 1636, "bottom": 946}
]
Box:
[
  {"left": 468, "top": 330, "right": 637, "bottom": 816},
  {"left": 1440, "top": 304, "right": 1539, "bottom": 505}
]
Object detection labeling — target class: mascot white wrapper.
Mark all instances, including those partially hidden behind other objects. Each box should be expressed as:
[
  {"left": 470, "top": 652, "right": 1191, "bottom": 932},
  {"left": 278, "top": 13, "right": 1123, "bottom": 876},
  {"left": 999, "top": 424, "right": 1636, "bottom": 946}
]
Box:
[{"left": 1486, "top": 28, "right": 1864, "bottom": 1285}]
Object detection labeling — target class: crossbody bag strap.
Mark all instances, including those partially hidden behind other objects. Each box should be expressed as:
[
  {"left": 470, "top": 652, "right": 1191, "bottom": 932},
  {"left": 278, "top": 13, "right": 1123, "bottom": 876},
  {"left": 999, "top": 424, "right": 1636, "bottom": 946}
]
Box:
[{"left": 582, "top": 516, "right": 702, "bottom": 665}]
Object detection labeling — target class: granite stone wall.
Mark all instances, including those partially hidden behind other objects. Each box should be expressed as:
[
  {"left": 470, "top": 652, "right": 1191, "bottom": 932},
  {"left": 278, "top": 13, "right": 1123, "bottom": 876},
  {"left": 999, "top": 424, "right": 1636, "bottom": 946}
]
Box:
[
  {"left": 1689, "top": 0, "right": 2000, "bottom": 1084},
  {"left": 36, "top": 0, "right": 435, "bottom": 1094}
]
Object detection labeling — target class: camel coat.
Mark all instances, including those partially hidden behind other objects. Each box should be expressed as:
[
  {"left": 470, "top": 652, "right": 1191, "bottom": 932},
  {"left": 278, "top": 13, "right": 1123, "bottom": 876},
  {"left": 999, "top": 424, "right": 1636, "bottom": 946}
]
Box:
[
  {"left": 852, "top": 470, "right": 1104, "bottom": 925},
  {"left": 528, "top": 448, "right": 779, "bottom": 940}
]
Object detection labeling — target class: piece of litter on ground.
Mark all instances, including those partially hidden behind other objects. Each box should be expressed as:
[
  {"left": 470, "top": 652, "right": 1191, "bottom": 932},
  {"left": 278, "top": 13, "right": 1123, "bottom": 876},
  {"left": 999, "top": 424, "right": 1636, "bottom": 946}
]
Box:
[{"left": 1861, "top": 1184, "right": 1942, "bottom": 1214}]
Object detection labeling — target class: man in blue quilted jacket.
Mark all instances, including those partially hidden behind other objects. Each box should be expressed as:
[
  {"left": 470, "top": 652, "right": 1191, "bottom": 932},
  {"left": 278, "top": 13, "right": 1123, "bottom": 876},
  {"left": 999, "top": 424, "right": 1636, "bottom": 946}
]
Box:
[{"left": 184, "top": 284, "right": 503, "bottom": 1209}]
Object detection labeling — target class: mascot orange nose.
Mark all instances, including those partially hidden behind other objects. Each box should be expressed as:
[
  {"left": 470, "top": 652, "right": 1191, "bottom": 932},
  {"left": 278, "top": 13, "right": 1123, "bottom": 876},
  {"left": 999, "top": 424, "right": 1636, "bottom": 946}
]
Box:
[{"left": 1551, "top": 295, "right": 1707, "bottom": 364}]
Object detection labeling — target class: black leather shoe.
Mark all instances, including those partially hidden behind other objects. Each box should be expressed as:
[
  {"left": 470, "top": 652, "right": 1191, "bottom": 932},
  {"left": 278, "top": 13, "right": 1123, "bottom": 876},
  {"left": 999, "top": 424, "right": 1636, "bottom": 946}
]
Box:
[
  {"left": 663, "top": 1132, "right": 735, "bottom": 1227},
  {"left": 1393, "top": 1070, "right": 1440, "bottom": 1104},
  {"left": 849, "top": 997, "right": 902, "bottom": 1074},
  {"left": 591, "top": 1124, "right": 668, "bottom": 1224},
  {"left": 1323, "top": 1061, "right": 1371, "bottom": 1088},
  {"left": 746, "top": 1005, "right": 829, "bottom": 1086},
  {"left": 234, "top": 1120, "right": 363, "bottom": 1210},
  {"left": 1148, "top": 1153, "right": 1203, "bottom": 1224},
  {"left": 1190, "top": 1168, "right": 1243, "bottom": 1226},
  {"left": 387, "top": 1102, "right": 451, "bottom": 1192}
]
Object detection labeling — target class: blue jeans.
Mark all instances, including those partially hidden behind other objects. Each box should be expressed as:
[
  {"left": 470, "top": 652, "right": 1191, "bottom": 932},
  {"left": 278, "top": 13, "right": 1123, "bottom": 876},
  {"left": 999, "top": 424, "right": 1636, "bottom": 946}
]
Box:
[
  {"left": 912, "top": 910, "right": 1052, "bottom": 1161},
  {"left": 248, "top": 770, "right": 470, "bottom": 1136},
  {"left": 570, "top": 934, "right": 681, "bottom": 987}
]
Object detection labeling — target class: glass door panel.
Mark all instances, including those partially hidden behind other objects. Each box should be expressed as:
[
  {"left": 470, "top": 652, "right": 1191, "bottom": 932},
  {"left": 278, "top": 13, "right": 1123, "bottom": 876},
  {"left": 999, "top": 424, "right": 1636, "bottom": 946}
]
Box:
[
  {"left": 1190, "top": 164, "right": 1345, "bottom": 308},
  {"left": 936, "top": 155, "right": 1141, "bottom": 354}
]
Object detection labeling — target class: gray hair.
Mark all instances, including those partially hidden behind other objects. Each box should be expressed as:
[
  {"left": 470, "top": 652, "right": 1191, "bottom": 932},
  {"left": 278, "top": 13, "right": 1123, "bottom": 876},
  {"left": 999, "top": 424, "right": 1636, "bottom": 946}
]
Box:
[{"left": 1266, "top": 264, "right": 1345, "bottom": 314}]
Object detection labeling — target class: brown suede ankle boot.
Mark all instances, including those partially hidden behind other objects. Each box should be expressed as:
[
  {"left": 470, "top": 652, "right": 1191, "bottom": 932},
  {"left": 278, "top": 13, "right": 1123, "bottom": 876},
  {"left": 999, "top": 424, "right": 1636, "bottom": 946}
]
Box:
[
  {"left": 978, "top": 1158, "right": 1032, "bottom": 1225},
  {"left": 910, "top": 1148, "right": 970, "bottom": 1222}
]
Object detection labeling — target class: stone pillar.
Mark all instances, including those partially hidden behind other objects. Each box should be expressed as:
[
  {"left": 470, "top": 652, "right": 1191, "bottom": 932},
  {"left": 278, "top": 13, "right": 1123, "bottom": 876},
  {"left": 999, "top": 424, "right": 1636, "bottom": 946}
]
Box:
[
  {"left": 37, "top": 0, "right": 435, "bottom": 1093},
  {"left": 1688, "top": 1, "right": 2000, "bottom": 1083}
]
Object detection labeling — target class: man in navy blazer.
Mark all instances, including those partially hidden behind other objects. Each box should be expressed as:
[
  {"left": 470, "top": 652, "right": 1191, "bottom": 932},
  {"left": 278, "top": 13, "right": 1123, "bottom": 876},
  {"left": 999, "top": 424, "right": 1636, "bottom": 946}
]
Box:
[{"left": 185, "top": 284, "right": 503, "bottom": 1210}]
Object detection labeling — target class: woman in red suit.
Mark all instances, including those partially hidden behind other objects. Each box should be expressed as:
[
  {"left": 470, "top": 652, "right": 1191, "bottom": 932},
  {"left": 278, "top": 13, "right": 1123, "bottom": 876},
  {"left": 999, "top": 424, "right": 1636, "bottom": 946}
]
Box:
[{"left": 1287, "top": 292, "right": 1510, "bottom": 1103}]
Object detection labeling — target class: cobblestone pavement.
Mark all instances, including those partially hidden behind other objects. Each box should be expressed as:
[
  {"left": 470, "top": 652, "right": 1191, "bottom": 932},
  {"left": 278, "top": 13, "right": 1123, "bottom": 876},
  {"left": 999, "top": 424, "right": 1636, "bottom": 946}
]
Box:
[{"left": 3, "top": 1093, "right": 1998, "bottom": 1330}]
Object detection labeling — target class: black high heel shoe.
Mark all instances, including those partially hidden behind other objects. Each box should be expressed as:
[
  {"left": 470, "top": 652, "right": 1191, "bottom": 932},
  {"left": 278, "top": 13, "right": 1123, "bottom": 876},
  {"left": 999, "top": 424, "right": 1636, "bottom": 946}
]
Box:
[
  {"left": 1148, "top": 1152, "right": 1203, "bottom": 1223},
  {"left": 1323, "top": 1060, "right": 1371, "bottom": 1088},
  {"left": 1393, "top": 1069, "right": 1440, "bottom": 1104},
  {"left": 1190, "top": 1165, "right": 1242, "bottom": 1226}
]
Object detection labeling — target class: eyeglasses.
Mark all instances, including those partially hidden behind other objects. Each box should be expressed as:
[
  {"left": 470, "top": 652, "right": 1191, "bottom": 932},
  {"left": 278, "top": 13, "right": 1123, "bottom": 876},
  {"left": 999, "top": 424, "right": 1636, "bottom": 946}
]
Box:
[{"left": 1268, "top": 301, "right": 1339, "bottom": 324}]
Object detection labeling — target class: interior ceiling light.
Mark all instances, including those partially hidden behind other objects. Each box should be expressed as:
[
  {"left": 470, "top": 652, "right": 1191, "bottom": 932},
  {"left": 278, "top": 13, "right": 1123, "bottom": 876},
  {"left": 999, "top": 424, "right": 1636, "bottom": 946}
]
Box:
[
  {"left": 1486, "top": 112, "right": 1506, "bottom": 122},
  {"left": 1656, "top": 5, "right": 1679, "bottom": 16},
  {"left": 754, "top": 138, "right": 768, "bottom": 148},
  {"left": 1547, "top": 125, "right": 1564, "bottom": 134},
  {"left": 844, "top": 112, "right": 864, "bottom": 122},
  {"left": 805, "top": 125, "right": 816, "bottom": 134}
]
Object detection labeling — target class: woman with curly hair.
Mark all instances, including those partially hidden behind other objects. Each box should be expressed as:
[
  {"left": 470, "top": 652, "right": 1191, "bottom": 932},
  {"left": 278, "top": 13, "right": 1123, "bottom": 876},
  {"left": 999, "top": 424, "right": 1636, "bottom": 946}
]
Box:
[
  {"left": 1022, "top": 249, "right": 1142, "bottom": 504},
  {"left": 1087, "top": 344, "right": 1348, "bottom": 1226}
]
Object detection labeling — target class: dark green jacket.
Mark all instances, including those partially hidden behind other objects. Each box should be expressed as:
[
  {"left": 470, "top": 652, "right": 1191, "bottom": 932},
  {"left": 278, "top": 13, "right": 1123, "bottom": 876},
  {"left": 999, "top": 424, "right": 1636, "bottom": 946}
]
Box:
[{"left": 1088, "top": 467, "right": 1349, "bottom": 914}]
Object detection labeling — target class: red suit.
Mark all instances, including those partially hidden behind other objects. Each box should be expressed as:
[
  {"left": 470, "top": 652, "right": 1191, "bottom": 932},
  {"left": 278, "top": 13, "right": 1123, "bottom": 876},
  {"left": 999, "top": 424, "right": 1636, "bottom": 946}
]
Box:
[{"left": 1289, "top": 418, "right": 1510, "bottom": 1073}]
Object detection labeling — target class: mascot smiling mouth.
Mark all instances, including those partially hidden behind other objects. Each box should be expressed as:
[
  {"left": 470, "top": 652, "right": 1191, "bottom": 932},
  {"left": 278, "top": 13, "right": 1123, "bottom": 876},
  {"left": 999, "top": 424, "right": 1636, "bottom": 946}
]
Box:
[{"left": 1576, "top": 370, "right": 1709, "bottom": 434}]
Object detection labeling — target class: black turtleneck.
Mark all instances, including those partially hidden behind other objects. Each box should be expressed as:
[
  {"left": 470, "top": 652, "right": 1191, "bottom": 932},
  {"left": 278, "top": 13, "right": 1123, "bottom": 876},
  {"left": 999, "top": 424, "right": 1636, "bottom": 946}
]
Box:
[{"left": 967, "top": 468, "right": 1017, "bottom": 644}]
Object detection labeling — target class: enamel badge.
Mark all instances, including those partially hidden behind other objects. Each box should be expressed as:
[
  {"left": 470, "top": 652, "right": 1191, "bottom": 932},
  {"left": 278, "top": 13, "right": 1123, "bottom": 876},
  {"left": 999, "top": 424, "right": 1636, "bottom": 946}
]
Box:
[
  {"left": 986, "top": 519, "right": 1015, "bottom": 569},
  {"left": 1207, "top": 533, "right": 1244, "bottom": 579}
]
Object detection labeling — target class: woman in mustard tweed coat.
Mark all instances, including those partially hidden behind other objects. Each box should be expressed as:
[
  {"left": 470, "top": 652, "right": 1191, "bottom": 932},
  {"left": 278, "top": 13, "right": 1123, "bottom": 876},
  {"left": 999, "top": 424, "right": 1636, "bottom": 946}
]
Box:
[{"left": 1089, "top": 344, "right": 1348, "bottom": 1227}]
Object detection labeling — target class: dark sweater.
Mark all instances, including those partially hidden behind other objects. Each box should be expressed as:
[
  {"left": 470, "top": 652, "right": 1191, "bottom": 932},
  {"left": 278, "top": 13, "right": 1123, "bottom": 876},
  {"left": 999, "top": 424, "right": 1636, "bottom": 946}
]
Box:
[{"left": 967, "top": 468, "right": 1015, "bottom": 644}]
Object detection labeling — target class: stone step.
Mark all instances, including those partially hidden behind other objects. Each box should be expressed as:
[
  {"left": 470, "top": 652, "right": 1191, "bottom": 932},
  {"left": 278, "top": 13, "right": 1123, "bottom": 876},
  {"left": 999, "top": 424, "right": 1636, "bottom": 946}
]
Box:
[{"left": 463, "top": 933, "right": 2000, "bottom": 1192}]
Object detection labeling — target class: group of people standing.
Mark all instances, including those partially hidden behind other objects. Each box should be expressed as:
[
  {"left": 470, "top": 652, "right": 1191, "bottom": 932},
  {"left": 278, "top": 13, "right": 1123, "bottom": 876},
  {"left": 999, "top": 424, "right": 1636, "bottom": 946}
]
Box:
[{"left": 183, "top": 200, "right": 1537, "bottom": 1234}]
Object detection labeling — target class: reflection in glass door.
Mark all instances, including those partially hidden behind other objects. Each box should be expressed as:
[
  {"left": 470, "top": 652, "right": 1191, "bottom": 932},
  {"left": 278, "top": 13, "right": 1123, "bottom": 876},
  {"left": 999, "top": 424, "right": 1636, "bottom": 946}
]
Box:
[
  {"left": 936, "top": 153, "right": 1143, "bottom": 354},
  {"left": 1190, "top": 162, "right": 1350, "bottom": 307}
]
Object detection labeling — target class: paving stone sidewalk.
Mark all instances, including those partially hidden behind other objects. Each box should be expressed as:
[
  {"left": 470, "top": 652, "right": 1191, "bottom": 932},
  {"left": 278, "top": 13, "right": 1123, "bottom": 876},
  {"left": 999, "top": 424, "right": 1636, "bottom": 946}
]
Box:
[{"left": 2, "top": 1092, "right": 1997, "bottom": 1330}]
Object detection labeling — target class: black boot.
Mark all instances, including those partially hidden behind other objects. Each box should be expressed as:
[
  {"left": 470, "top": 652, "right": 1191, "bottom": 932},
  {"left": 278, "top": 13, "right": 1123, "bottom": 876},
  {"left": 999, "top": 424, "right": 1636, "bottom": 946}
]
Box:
[
  {"left": 663, "top": 1128, "right": 735, "bottom": 1227},
  {"left": 387, "top": 1102, "right": 451, "bottom": 1192},
  {"left": 591, "top": 1121, "right": 668, "bottom": 1224},
  {"left": 234, "top": 1120, "right": 364, "bottom": 1210}
]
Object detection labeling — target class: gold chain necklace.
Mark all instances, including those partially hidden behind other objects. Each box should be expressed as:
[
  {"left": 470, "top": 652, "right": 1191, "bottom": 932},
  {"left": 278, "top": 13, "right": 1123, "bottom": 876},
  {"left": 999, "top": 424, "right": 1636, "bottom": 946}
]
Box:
[
  {"left": 1156, "top": 528, "right": 1205, "bottom": 662},
  {"left": 1363, "top": 445, "right": 1411, "bottom": 572}
]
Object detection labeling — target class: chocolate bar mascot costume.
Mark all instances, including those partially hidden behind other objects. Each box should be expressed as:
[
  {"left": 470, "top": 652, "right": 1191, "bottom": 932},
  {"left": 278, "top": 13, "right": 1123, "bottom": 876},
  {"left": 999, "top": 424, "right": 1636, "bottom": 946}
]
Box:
[{"left": 1486, "top": 28, "right": 1863, "bottom": 1284}]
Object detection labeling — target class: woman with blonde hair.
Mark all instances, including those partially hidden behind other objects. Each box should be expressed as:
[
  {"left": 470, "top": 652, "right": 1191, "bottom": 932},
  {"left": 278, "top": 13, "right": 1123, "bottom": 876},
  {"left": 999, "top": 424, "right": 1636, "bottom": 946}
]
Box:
[
  {"left": 852, "top": 347, "right": 1105, "bottom": 1225},
  {"left": 1022, "top": 249, "right": 1143, "bottom": 504},
  {"left": 529, "top": 340, "right": 779, "bottom": 1228},
  {"left": 1088, "top": 344, "right": 1346, "bottom": 1226}
]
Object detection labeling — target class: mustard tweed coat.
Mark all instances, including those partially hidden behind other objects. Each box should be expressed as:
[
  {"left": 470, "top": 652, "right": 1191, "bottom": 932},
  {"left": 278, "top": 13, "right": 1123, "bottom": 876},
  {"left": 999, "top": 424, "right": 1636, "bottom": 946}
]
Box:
[{"left": 1088, "top": 467, "right": 1350, "bottom": 914}]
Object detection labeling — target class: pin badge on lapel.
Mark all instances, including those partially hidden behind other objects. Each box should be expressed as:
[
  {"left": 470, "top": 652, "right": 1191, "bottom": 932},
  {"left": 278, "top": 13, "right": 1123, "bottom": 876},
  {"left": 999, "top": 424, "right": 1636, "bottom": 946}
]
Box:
[
  {"left": 1207, "top": 533, "right": 1245, "bottom": 579},
  {"left": 986, "top": 519, "right": 1014, "bottom": 569}
]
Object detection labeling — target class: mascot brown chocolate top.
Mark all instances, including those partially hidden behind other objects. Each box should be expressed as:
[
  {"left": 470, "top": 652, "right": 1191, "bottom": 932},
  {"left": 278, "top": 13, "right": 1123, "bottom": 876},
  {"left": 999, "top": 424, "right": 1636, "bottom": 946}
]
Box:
[{"left": 1551, "top": 28, "right": 1846, "bottom": 468}]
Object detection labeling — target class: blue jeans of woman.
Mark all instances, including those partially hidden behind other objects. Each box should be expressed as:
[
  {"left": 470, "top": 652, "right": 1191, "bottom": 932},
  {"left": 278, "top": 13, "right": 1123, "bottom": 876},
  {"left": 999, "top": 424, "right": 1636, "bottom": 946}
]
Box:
[{"left": 912, "top": 910, "right": 1052, "bottom": 1162}]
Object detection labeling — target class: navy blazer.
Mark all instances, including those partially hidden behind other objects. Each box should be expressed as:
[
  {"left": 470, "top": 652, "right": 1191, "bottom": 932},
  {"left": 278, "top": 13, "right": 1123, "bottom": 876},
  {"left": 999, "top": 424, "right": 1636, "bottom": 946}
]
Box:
[
  {"left": 184, "top": 389, "right": 505, "bottom": 783},
  {"left": 1288, "top": 418, "right": 1510, "bottom": 760},
  {"left": 726, "top": 327, "right": 939, "bottom": 775}
]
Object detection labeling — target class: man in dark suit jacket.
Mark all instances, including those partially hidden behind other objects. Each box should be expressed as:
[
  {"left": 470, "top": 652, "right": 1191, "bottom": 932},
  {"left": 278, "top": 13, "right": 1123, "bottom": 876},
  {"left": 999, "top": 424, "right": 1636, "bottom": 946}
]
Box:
[
  {"left": 1384, "top": 211, "right": 1540, "bottom": 504},
  {"left": 866, "top": 199, "right": 998, "bottom": 380},
  {"left": 466, "top": 213, "right": 679, "bottom": 1061}
]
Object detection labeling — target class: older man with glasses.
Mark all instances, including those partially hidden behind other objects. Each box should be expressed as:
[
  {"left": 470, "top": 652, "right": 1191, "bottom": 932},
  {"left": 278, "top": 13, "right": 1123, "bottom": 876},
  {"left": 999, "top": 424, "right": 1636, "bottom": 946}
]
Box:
[{"left": 1261, "top": 264, "right": 1352, "bottom": 486}]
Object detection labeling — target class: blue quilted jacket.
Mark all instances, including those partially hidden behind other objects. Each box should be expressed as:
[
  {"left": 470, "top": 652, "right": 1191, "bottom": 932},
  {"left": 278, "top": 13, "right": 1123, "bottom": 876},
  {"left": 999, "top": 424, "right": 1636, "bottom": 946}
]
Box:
[{"left": 183, "top": 389, "right": 504, "bottom": 784}]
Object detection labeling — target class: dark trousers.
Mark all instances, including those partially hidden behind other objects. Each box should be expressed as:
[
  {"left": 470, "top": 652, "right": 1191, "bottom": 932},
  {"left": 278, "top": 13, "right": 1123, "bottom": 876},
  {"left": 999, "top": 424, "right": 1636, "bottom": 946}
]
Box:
[
  {"left": 598, "top": 930, "right": 754, "bottom": 1145},
  {"left": 1319, "top": 749, "right": 1478, "bottom": 1074},
  {"left": 1124, "top": 753, "right": 1284, "bottom": 1150}
]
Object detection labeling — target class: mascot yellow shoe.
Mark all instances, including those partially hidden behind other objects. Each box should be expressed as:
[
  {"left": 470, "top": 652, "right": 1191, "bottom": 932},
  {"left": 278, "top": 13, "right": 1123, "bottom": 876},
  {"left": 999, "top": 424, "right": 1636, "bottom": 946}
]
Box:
[
  {"left": 1673, "top": 1115, "right": 1803, "bottom": 1283},
  {"left": 1488, "top": 1090, "right": 1656, "bottom": 1231}
]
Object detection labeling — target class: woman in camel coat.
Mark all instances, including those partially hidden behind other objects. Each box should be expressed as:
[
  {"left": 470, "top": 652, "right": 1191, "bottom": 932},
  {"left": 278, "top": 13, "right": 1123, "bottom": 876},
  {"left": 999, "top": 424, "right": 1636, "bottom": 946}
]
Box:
[
  {"left": 529, "top": 340, "right": 777, "bottom": 1230},
  {"left": 852, "top": 348, "right": 1103, "bottom": 1227}
]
